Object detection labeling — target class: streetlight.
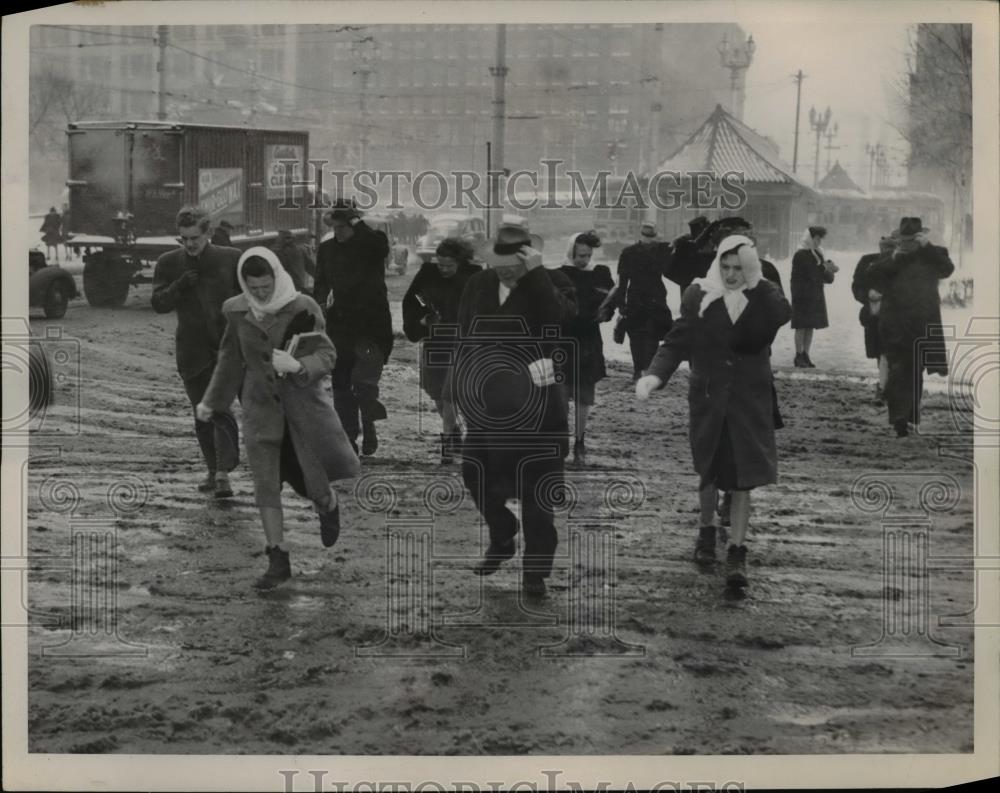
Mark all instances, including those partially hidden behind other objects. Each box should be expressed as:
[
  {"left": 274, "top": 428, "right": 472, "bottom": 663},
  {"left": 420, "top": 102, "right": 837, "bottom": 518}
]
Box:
[
  {"left": 865, "top": 142, "right": 885, "bottom": 191},
  {"left": 809, "top": 105, "right": 832, "bottom": 187}
]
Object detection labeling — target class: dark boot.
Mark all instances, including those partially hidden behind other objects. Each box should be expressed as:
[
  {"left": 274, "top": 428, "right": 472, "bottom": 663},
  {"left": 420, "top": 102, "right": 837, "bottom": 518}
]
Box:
[
  {"left": 361, "top": 421, "right": 378, "bottom": 456},
  {"left": 793, "top": 353, "right": 808, "bottom": 368},
  {"left": 319, "top": 504, "right": 340, "bottom": 548},
  {"left": 694, "top": 525, "right": 717, "bottom": 566},
  {"left": 472, "top": 540, "right": 516, "bottom": 576},
  {"left": 725, "top": 544, "right": 748, "bottom": 588},
  {"left": 523, "top": 571, "right": 547, "bottom": 598},
  {"left": 894, "top": 419, "right": 909, "bottom": 438},
  {"left": 255, "top": 546, "right": 291, "bottom": 590},
  {"left": 198, "top": 471, "right": 217, "bottom": 492}
]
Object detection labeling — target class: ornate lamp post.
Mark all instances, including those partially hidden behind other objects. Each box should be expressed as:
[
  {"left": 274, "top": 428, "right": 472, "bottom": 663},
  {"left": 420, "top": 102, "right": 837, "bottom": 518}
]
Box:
[
  {"left": 809, "top": 105, "right": 833, "bottom": 187},
  {"left": 718, "top": 33, "right": 756, "bottom": 121}
]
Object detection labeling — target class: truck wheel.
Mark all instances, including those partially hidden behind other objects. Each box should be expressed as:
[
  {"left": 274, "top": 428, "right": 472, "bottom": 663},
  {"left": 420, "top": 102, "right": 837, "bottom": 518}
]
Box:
[
  {"left": 83, "top": 255, "right": 132, "bottom": 308},
  {"left": 44, "top": 282, "right": 69, "bottom": 319},
  {"left": 28, "top": 342, "right": 53, "bottom": 417}
]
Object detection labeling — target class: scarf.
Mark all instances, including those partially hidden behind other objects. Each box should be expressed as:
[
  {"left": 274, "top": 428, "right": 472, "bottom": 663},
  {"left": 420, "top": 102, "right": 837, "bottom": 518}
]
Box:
[
  {"left": 691, "top": 234, "right": 762, "bottom": 323},
  {"left": 237, "top": 246, "right": 299, "bottom": 320}
]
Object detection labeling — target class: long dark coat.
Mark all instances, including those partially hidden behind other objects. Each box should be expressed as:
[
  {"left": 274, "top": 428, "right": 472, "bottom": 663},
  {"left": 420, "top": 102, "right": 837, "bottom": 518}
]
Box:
[
  {"left": 852, "top": 251, "right": 884, "bottom": 359},
  {"left": 202, "top": 294, "right": 360, "bottom": 508},
  {"left": 151, "top": 243, "right": 241, "bottom": 381},
  {"left": 40, "top": 211, "right": 62, "bottom": 246},
  {"left": 558, "top": 263, "right": 615, "bottom": 387},
  {"left": 402, "top": 260, "right": 482, "bottom": 402},
  {"left": 867, "top": 244, "right": 954, "bottom": 375},
  {"left": 614, "top": 241, "right": 673, "bottom": 337},
  {"left": 451, "top": 266, "right": 577, "bottom": 488},
  {"left": 790, "top": 248, "right": 834, "bottom": 329},
  {"left": 647, "top": 280, "right": 791, "bottom": 490}
]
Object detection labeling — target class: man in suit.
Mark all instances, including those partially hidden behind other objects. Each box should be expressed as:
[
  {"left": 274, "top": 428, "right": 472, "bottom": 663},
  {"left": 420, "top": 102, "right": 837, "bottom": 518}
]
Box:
[{"left": 152, "top": 206, "right": 241, "bottom": 497}]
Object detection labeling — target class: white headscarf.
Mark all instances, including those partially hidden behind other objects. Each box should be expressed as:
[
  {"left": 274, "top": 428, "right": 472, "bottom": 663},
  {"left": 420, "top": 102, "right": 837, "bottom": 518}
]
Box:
[
  {"left": 798, "top": 228, "right": 825, "bottom": 260},
  {"left": 691, "top": 234, "right": 762, "bottom": 322},
  {"left": 237, "top": 246, "right": 299, "bottom": 320}
]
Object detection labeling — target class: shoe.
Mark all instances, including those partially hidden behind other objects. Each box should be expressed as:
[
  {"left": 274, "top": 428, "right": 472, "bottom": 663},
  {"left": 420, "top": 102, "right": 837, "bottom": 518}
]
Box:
[
  {"left": 572, "top": 438, "right": 586, "bottom": 466},
  {"left": 319, "top": 503, "right": 341, "bottom": 548},
  {"left": 472, "top": 541, "right": 516, "bottom": 576},
  {"left": 803, "top": 354, "right": 816, "bottom": 368},
  {"left": 361, "top": 422, "right": 378, "bottom": 456},
  {"left": 694, "top": 525, "right": 717, "bottom": 565},
  {"left": 894, "top": 419, "right": 909, "bottom": 438},
  {"left": 198, "top": 472, "right": 217, "bottom": 492},
  {"left": 725, "top": 544, "right": 748, "bottom": 588},
  {"left": 214, "top": 473, "right": 234, "bottom": 499},
  {"left": 255, "top": 546, "right": 291, "bottom": 590},
  {"left": 523, "top": 572, "right": 547, "bottom": 598},
  {"left": 793, "top": 353, "right": 808, "bottom": 368}
]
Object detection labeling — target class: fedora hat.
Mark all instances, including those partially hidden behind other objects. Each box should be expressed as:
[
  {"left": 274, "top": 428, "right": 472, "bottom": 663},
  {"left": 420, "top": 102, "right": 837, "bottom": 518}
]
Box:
[
  {"left": 483, "top": 223, "right": 544, "bottom": 267},
  {"left": 898, "top": 217, "right": 929, "bottom": 239}
]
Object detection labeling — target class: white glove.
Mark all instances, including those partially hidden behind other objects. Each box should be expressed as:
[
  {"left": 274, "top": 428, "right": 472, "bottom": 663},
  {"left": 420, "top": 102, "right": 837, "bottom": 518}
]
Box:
[
  {"left": 195, "top": 402, "right": 213, "bottom": 422},
  {"left": 635, "top": 374, "right": 663, "bottom": 400},
  {"left": 517, "top": 246, "right": 543, "bottom": 272},
  {"left": 272, "top": 349, "right": 304, "bottom": 376}
]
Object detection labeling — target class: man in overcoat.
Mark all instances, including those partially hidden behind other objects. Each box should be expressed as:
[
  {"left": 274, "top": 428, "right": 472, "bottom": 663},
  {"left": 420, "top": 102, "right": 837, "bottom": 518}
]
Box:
[
  {"left": 314, "top": 201, "right": 393, "bottom": 456},
  {"left": 866, "top": 217, "right": 954, "bottom": 436},
  {"left": 152, "top": 206, "right": 241, "bottom": 497},
  {"left": 449, "top": 226, "right": 578, "bottom": 598}
]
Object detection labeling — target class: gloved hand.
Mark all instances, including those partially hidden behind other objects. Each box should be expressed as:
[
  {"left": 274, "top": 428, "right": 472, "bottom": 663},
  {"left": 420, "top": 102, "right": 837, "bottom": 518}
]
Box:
[
  {"left": 517, "top": 246, "right": 544, "bottom": 272},
  {"left": 272, "top": 348, "right": 304, "bottom": 376},
  {"left": 176, "top": 269, "right": 199, "bottom": 291},
  {"left": 635, "top": 374, "right": 663, "bottom": 400},
  {"left": 195, "top": 402, "right": 213, "bottom": 422}
]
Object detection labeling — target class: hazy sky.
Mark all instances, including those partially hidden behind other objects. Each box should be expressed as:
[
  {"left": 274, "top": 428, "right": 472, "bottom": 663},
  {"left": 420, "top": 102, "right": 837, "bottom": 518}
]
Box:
[{"left": 723, "top": 14, "right": 912, "bottom": 188}]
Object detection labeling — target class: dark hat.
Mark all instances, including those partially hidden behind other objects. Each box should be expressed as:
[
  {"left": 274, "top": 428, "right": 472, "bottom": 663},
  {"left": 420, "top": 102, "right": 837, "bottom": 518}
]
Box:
[
  {"left": 807, "top": 225, "right": 828, "bottom": 238},
  {"left": 218, "top": 220, "right": 234, "bottom": 231},
  {"left": 688, "top": 215, "right": 710, "bottom": 235},
  {"left": 898, "top": 217, "right": 928, "bottom": 239},
  {"left": 639, "top": 221, "right": 658, "bottom": 238},
  {"left": 573, "top": 229, "right": 602, "bottom": 249},
  {"left": 327, "top": 197, "right": 360, "bottom": 223},
  {"left": 483, "top": 223, "right": 544, "bottom": 267}
]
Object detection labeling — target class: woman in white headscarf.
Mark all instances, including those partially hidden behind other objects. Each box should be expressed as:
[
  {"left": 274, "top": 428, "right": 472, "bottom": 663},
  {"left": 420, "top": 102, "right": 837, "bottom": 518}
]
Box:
[
  {"left": 197, "top": 247, "right": 360, "bottom": 590},
  {"left": 635, "top": 235, "right": 791, "bottom": 590}
]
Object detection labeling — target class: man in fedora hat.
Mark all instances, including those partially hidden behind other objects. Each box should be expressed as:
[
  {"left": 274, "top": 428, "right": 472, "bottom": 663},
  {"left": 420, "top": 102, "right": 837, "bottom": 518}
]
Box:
[
  {"left": 611, "top": 221, "right": 674, "bottom": 381},
  {"left": 448, "top": 224, "right": 577, "bottom": 598},
  {"left": 314, "top": 199, "right": 393, "bottom": 456},
  {"left": 867, "top": 217, "right": 954, "bottom": 436}
]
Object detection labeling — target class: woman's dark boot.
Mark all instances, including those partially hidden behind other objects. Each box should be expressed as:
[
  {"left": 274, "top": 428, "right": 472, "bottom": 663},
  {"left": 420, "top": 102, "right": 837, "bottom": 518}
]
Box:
[
  {"left": 694, "top": 525, "right": 717, "bottom": 566},
  {"left": 255, "top": 546, "right": 291, "bottom": 590},
  {"left": 725, "top": 544, "right": 748, "bottom": 588}
]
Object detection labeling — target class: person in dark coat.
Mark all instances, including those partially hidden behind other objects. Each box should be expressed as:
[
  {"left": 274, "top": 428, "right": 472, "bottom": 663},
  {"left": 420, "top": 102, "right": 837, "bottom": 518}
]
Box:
[
  {"left": 40, "top": 207, "right": 62, "bottom": 262},
  {"left": 851, "top": 234, "right": 897, "bottom": 405},
  {"left": 669, "top": 215, "right": 714, "bottom": 292},
  {"left": 152, "top": 206, "right": 241, "bottom": 497},
  {"left": 314, "top": 202, "right": 393, "bottom": 456},
  {"left": 402, "top": 237, "right": 482, "bottom": 462},
  {"left": 211, "top": 220, "right": 234, "bottom": 247},
  {"left": 790, "top": 225, "right": 838, "bottom": 368},
  {"left": 637, "top": 235, "right": 791, "bottom": 590},
  {"left": 866, "top": 217, "right": 954, "bottom": 437},
  {"left": 612, "top": 221, "right": 674, "bottom": 381},
  {"left": 274, "top": 229, "right": 313, "bottom": 294},
  {"left": 198, "top": 248, "right": 360, "bottom": 589},
  {"left": 449, "top": 227, "right": 578, "bottom": 598},
  {"left": 558, "top": 231, "right": 615, "bottom": 465}
]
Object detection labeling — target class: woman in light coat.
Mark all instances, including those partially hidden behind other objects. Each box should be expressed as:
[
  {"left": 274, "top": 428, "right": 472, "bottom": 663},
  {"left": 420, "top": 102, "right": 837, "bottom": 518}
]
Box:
[
  {"left": 636, "top": 235, "right": 791, "bottom": 590},
  {"left": 198, "top": 247, "right": 360, "bottom": 590}
]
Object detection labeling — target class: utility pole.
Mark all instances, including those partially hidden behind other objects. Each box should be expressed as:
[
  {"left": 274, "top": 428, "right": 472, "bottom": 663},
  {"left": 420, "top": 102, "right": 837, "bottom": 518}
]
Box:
[
  {"left": 352, "top": 38, "right": 378, "bottom": 173},
  {"left": 488, "top": 24, "right": 508, "bottom": 238},
  {"left": 156, "top": 25, "right": 168, "bottom": 120},
  {"left": 809, "top": 105, "right": 832, "bottom": 187},
  {"left": 791, "top": 69, "right": 805, "bottom": 174},
  {"left": 865, "top": 142, "right": 885, "bottom": 191},
  {"left": 823, "top": 123, "right": 840, "bottom": 173}
]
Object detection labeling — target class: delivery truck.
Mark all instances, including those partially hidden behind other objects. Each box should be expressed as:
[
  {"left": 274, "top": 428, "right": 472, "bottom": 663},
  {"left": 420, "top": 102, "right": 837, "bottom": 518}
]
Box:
[{"left": 63, "top": 120, "right": 313, "bottom": 307}]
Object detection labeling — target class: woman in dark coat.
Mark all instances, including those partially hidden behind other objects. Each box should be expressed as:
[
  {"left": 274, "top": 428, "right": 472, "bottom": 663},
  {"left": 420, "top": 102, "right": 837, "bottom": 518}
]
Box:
[
  {"left": 851, "top": 234, "right": 897, "bottom": 404},
  {"left": 557, "top": 231, "right": 615, "bottom": 465},
  {"left": 790, "top": 226, "right": 838, "bottom": 368},
  {"left": 866, "top": 218, "right": 954, "bottom": 437},
  {"left": 198, "top": 247, "right": 361, "bottom": 590},
  {"left": 402, "top": 237, "right": 482, "bottom": 462},
  {"left": 636, "top": 235, "right": 791, "bottom": 590},
  {"left": 40, "top": 207, "right": 62, "bottom": 262}
]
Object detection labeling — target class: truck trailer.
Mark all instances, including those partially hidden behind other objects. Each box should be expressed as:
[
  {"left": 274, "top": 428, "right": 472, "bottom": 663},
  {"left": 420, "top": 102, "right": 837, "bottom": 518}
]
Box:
[{"left": 64, "top": 120, "right": 313, "bottom": 307}]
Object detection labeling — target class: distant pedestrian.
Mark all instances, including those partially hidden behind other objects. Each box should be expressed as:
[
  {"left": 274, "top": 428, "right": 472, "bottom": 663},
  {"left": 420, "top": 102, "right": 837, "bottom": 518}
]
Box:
[
  {"left": 151, "top": 206, "right": 241, "bottom": 498},
  {"left": 402, "top": 237, "right": 482, "bottom": 463},
  {"left": 852, "top": 234, "right": 897, "bottom": 405},
  {"left": 612, "top": 221, "right": 674, "bottom": 381},
  {"left": 41, "top": 207, "right": 62, "bottom": 262},
  {"left": 791, "top": 226, "right": 838, "bottom": 367},
  {"left": 211, "top": 220, "right": 234, "bottom": 247},
  {"left": 558, "top": 230, "right": 615, "bottom": 466},
  {"left": 274, "top": 229, "right": 313, "bottom": 294},
  {"left": 637, "top": 235, "right": 790, "bottom": 591},
  {"left": 197, "top": 248, "right": 360, "bottom": 589},
  {"left": 866, "top": 218, "right": 954, "bottom": 437}
]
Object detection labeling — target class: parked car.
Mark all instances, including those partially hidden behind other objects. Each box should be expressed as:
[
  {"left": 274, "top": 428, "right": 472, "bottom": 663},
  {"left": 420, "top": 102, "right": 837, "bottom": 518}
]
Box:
[
  {"left": 415, "top": 213, "right": 488, "bottom": 263},
  {"left": 28, "top": 249, "right": 78, "bottom": 319}
]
